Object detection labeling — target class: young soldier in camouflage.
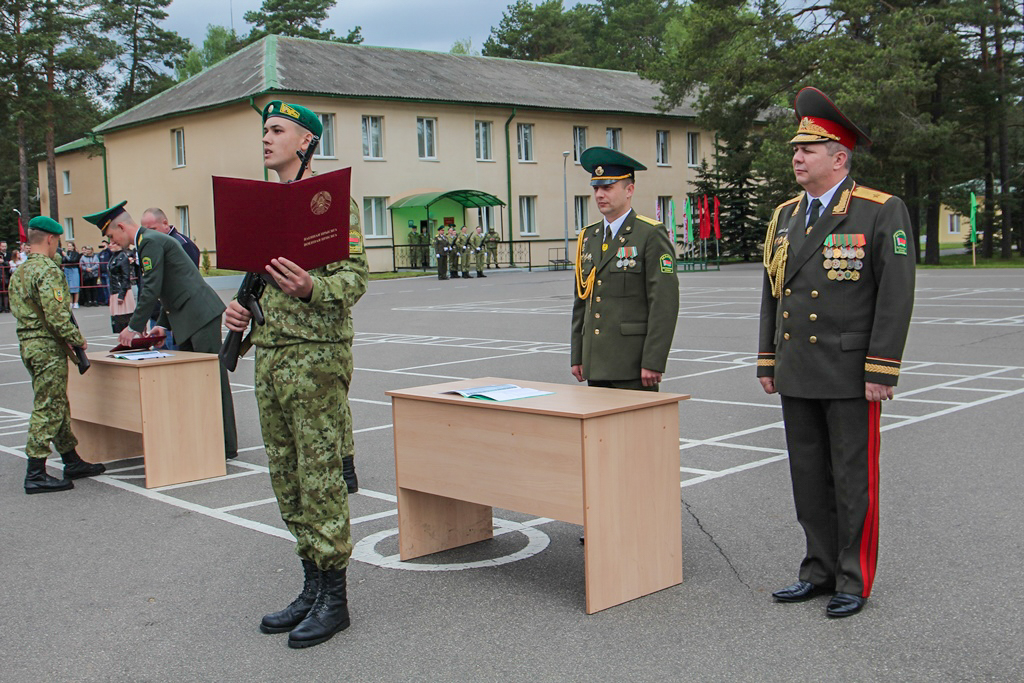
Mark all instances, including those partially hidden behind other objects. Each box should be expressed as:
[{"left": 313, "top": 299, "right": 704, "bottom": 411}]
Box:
[
  {"left": 224, "top": 100, "right": 368, "bottom": 649},
  {"left": 10, "top": 216, "right": 105, "bottom": 494},
  {"left": 471, "top": 226, "right": 486, "bottom": 277}
]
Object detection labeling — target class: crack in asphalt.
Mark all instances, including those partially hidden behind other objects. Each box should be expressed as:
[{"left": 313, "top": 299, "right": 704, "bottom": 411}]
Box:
[{"left": 682, "top": 497, "right": 754, "bottom": 594}]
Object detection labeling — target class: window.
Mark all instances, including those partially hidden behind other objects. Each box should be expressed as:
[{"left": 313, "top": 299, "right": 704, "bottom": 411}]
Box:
[
  {"left": 606, "top": 127, "right": 621, "bottom": 150},
  {"left": 574, "top": 196, "right": 589, "bottom": 233},
  {"left": 573, "top": 126, "right": 587, "bottom": 162},
  {"left": 316, "top": 114, "right": 335, "bottom": 158},
  {"left": 518, "top": 196, "right": 537, "bottom": 235},
  {"left": 63, "top": 217, "right": 74, "bottom": 240},
  {"left": 517, "top": 123, "right": 534, "bottom": 162},
  {"left": 176, "top": 206, "right": 190, "bottom": 238},
  {"left": 656, "top": 131, "right": 670, "bottom": 165},
  {"left": 362, "top": 115, "right": 383, "bottom": 159},
  {"left": 417, "top": 117, "right": 437, "bottom": 159},
  {"left": 172, "top": 128, "right": 186, "bottom": 167},
  {"left": 658, "top": 196, "right": 672, "bottom": 226},
  {"left": 62, "top": 170, "right": 71, "bottom": 194},
  {"left": 479, "top": 206, "right": 495, "bottom": 231},
  {"left": 948, "top": 213, "right": 962, "bottom": 234},
  {"left": 687, "top": 132, "right": 699, "bottom": 167},
  {"left": 475, "top": 121, "right": 492, "bottom": 161},
  {"left": 363, "top": 197, "right": 389, "bottom": 237}
]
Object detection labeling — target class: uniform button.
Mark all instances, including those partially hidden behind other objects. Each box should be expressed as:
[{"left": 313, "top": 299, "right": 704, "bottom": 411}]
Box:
[
  {"left": 784, "top": 288, "right": 792, "bottom": 296},
  {"left": 594, "top": 313, "right": 601, "bottom": 319},
  {"left": 809, "top": 336, "right": 817, "bottom": 344},
  {"left": 811, "top": 290, "right": 819, "bottom": 298},
  {"left": 594, "top": 329, "right": 600, "bottom": 335},
  {"left": 783, "top": 311, "right": 789, "bottom": 319},
  {"left": 783, "top": 333, "right": 790, "bottom": 340},
  {"left": 597, "top": 279, "right": 602, "bottom": 286},
  {"left": 595, "top": 296, "right": 601, "bottom": 303},
  {"left": 809, "top": 314, "right": 817, "bottom": 321}
]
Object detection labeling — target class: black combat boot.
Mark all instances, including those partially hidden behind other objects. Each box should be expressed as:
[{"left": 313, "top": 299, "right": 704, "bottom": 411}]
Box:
[
  {"left": 451, "top": 271, "right": 460, "bottom": 278},
  {"left": 24, "top": 457, "right": 74, "bottom": 494},
  {"left": 287, "top": 567, "right": 350, "bottom": 648},
  {"left": 477, "top": 270, "right": 486, "bottom": 278},
  {"left": 462, "top": 271, "right": 471, "bottom": 278},
  {"left": 260, "top": 559, "right": 320, "bottom": 634},
  {"left": 342, "top": 455, "right": 358, "bottom": 494},
  {"left": 60, "top": 449, "right": 106, "bottom": 479}
]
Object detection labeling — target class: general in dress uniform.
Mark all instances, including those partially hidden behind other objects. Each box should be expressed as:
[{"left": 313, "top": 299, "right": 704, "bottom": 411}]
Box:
[
  {"left": 570, "top": 147, "right": 679, "bottom": 391},
  {"left": 10, "top": 216, "right": 105, "bottom": 494},
  {"left": 758, "top": 87, "right": 916, "bottom": 618}
]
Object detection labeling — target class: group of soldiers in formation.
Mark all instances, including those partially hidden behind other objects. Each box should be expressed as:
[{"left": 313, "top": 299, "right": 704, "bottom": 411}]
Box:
[{"left": 410, "top": 225, "right": 501, "bottom": 280}]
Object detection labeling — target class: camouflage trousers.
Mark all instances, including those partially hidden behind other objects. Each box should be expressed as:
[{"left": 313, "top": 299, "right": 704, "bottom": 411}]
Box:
[
  {"left": 21, "top": 339, "right": 77, "bottom": 459},
  {"left": 255, "top": 342, "right": 353, "bottom": 570},
  {"left": 485, "top": 247, "right": 498, "bottom": 266}
]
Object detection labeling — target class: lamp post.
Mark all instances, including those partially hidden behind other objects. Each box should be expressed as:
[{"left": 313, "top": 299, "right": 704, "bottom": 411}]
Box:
[{"left": 562, "top": 150, "right": 571, "bottom": 265}]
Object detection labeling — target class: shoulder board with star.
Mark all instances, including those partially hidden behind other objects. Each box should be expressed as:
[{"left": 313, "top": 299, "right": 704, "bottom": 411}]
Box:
[
  {"left": 585, "top": 220, "right": 603, "bottom": 237},
  {"left": 636, "top": 214, "right": 662, "bottom": 226},
  {"left": 851, "top": 186, "right": 893, "bottom": 204},
  {"left": 776, "top": 194, "right": 802, "bottom": 211}
]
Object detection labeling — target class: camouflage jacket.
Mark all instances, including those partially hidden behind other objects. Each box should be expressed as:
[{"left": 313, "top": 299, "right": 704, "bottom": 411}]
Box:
[{"left": 10, "top": 253, "right": 85, "bottom": 347}]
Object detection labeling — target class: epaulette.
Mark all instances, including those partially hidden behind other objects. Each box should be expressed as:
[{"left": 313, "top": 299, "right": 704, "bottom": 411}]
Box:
[
  {"left": 852, "top": 186, "right": 892, "bottom": 204},
  {"left": 636, "top": 214, "right": 661, "bottom": 226},
  {"left": 777, "top": 195, "right": 802, "bottom": 209}
]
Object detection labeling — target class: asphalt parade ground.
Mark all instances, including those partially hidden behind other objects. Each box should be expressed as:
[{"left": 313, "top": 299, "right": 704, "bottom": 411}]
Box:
[{"left": 1, "top": 263, "right": 1022, "bottom": 682}]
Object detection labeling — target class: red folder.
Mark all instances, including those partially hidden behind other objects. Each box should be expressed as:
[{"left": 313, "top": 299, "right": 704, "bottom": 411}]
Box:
[
  {"left": 109, "top": 330, "right": 166, "bottom": 352},
  {"left": 213, "top": 168, "right": 351, "bottom": 272}
]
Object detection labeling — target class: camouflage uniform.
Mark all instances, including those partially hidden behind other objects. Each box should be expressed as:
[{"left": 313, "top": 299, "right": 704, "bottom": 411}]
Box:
[
  {"left": 457, "top": 230, "right": 471, "bottom": 274},
  {"left": 484, "top": 229, "right": 500, "bottom": 267},
  {"left": 252, "top": 201, "right": 368, "bottom": 570},
  {"left": 10, "top": 254, "right": 85, "bottom": 460},
  {"left": 470, "top": 230, "right": 485, "bottom": 273}
]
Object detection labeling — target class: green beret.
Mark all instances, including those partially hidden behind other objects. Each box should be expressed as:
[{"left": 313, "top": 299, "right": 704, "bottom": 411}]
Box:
[
  {"left": 83, "top": 200, "right": 128, "bottom": 232},
  {"left": 28, "top": 216, "right": 63, "bottom": 235},
  {"left": 579, "top": 147, "right": 647, "bottom": 186},
  {"left": 262, "top": 100, "right": 323, "bottom": 137}
]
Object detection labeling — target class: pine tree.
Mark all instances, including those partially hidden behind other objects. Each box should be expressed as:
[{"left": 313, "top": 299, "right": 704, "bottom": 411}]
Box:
[{"left": 244, "top": 0, "right": 362, "bottom": 44}]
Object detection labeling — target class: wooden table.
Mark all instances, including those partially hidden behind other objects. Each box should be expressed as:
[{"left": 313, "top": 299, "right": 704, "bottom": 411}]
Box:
[
  {"left": 386, "top": 377, "right": 688, "bottom": 614},
  {"left": 67, "top": 351, "right": 226, "bottom": 488}
]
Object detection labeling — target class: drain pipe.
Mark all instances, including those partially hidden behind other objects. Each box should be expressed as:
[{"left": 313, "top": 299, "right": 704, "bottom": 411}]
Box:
[{"left": 504, "top": 108, "right": 516, "bottom": 267}]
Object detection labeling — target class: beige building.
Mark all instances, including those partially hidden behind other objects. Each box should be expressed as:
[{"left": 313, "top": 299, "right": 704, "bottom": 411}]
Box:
[{"left": 40, "top": 35, "right": 713, "bottom": 272}]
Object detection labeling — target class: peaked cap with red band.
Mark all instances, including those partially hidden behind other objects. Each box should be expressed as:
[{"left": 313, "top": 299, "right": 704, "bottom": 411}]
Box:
[{"left": 789, "top": 87, "right": 872, "bottom": 149}]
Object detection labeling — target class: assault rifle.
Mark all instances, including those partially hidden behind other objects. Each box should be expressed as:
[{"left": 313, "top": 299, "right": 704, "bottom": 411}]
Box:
[
  {"left": 69, "top": 311, "right": 89, "bottom": 374},
  {"left": 219, "top": 135, "right": 320, "bottom": 372}
]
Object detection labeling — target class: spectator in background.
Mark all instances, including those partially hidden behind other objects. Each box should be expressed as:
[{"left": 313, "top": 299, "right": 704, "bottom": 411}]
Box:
[
  {"left": 141, "top": 208, "right": 200, "bottom": 268},
  {"left": 96, "top": 239, "right": 112, "bottom": 306},
  {"left": 79, "top": 245, "right": 100, "bottom": 307},
  {"left": 0, "top": 240, "right": 10, "bottom": 312},
  {"left": 60, "top": 240, "right": 81, "bottom": 309},
  {"left": 106, "top": 241, "right": 136, "bottom": 333}
]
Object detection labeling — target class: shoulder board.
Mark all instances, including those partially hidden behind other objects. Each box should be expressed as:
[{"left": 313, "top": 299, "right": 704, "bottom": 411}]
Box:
[
  {"left": 777, "top": 195, "right": 802, "bottom": 210},
  {"left": 636, "top": 214, "right": 661, "bottom": 226},
  {"left": 852, "top": 186, "right": 892, "bottom": 204}
]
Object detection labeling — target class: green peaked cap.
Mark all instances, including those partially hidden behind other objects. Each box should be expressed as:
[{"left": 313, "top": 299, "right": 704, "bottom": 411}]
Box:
[
  {"left": 579, "top": 147, "right": 647, "bottom": 186},
  {"left": 83, "top": 200, "right": 128, "bottom": 232},
  {"left": 262, "top": 100, "right": 323, "bottom": 137},
  {"left": 28, "top": 215, "right": 63, "bottom": 235}
]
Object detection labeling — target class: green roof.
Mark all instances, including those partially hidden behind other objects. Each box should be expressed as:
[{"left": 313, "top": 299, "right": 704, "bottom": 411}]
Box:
[
  {"left": 389, "top": 190, "right": 506, "bottom": 211},
  {"left": 55, "top": 136, "right": 103, "bottom": 155}
]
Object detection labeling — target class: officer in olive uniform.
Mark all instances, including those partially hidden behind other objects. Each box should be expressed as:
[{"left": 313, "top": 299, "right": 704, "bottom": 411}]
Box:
[
  {"left": 434, "top": 227, "right": 449, "bottom": 280},
  {"left": 570, "top": 147, "right": 679, "bottom": 391},
  {"left": 10, "top": 216, "right": 105, "bottom": 494},
  {"left": 407, "top": 224, "right": 420, "bottom": 269},
  {"left": 484, "top": 227, "right": 500, "bottom": 268},
  {"left": 225, "top": 99, "right": 368, "bottom": 649},
  {"left": 471, "top": 226, "right": 486, "bottom": 277},
  {"left": 87, "top": 201, "right": 238, "bottom": 461},
  {"left": 446, "top": 227, "right": 460, "bottom": 278},
  {"left": 758, "top": 88, "right": 916, "bottom": 618}
]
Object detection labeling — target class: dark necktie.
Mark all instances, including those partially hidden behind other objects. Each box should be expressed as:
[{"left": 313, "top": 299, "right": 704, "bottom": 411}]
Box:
[
  {"left": 604, "top": 225, "right": 612, "bottom": 243},
  {"left": 807, "top": 198, "right": 822, "bottom": 232}
]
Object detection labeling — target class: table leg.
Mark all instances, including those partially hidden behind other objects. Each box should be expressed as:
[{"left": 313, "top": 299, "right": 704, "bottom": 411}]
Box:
[{"left": 397, "top": 487, "right": 493, "bottom": 561}]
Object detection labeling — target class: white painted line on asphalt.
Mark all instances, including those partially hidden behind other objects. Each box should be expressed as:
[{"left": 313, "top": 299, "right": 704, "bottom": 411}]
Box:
[
  {"left": 396, "top": 350, "right": 538, "bottom": 372},
  {"left": 354, "top": 424, "right": 392, "bottom": 433},
  {"left": 681, "top": 454, "right": 789, "bottom": 488},
  {"left": 689, "top": 398, "right": 779, "bottom": 408},
  {"left": 356, "top": 368, "right": 464, "bottom": 380},
  {"left": 351, "top": 398, "right": 391, "bottom": 406},
  {"left": 358, "top": 488, "right": 398, "bottom": 503},
  {"left": 0, "top": 380, "right": 31, "bottom": 387},
  {"left": 679, "top": 421, "right": 784, "bottom": 451},
  {"left": 237, "top": 445, "right": 265, "bottom": 453},
  {"left": 681, "top": 467, "right": 716, "bottom": 475},
  {"left": 216, "top": 497, "right": 278, "bottom": 513},
  {"left": 151, "top": 469, "right": 263, "bottom": 491},
  {"left": 351, "top": 509, "right": 398, "bottom": 525}
]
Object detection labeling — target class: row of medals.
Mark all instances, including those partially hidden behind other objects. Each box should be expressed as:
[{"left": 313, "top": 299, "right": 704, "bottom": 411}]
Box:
[{"left": 822, "top": 245, "right": 865, "bottom": 281}]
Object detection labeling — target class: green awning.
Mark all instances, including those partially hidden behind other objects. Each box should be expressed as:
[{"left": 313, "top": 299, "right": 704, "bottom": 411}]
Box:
[{"left": 389, "top": 189, "right": 506, "bottom": 210}]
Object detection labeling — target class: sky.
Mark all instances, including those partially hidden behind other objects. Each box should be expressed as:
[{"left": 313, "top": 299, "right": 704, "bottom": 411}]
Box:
[{"left": 162, "top": 0, "right": 513, "bottom": 54}]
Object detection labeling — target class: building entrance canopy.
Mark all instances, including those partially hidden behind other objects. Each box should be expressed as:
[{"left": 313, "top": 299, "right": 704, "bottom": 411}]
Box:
[{"left": 388, "top": 189, "right": 506, "bottom": 211}]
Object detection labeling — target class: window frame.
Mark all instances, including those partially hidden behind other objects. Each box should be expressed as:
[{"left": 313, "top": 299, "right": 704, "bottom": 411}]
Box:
[
  {"left": 656, "top": 130, "right": 670, "bottom": 166},
  {"left": 362, "top": 115, "right": 384, "bottom": 160},
  {"left": 63, "top": 217, "right": 74, "bottom": 240},
  {"left": 574, "top": 195, "right": 589, "bottom": 233},
  {"left": 176, "top": 206, "right": 190, "bottom": 238},
  {"left": 315, "top": 113, "right": 336, "bottom": 158},
  {"left": 517, "top": 123, "right": 535, "bottom": 162},
  {"left": 62, "top": 170, "right": 71, "bottom": 195},
  {"left": 687, "top": 132, "right": 700, "bottom": 167},
  {"left": 417, "top": 117, "right": 438, "bottom": 160},
  {"left": 606, "top": 127, "right": 622, "bottom": 150},
  {"left": 573, "top": 126, "right": 587, "bottom": 163},
  {"left": 518, "top": 195, "right": 537, "bottom": 236},
  {"left": 363, "top": 196, "right": 390, "bottom": 238},
  {"left": 172, "top": 128, "right": 186, "bottom": 168},
  {"left": 475, "top": 120, "right": 493, "bottom": 161}
]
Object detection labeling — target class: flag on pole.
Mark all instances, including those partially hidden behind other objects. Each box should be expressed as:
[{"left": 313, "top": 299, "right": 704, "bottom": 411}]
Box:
[
  {"left": 669, "top": 200, "right": 676, "bottom": 243},
  {"left": 969, "top": 192, "right": 977, "bottom": 244},
  {"left": 655, "top": 201, "right": 662, "bottom": 223},
  {"left": 713, "top": 196, "right": 721, "bottom": 239},
  {"left": 16, "top": 210, "right": 26, "bottom": 243},
  {"left": 682, "top": 198, "right": 690, "bottom": 242},
  {"left": 699, "top": 195, "right": 710, "bottom": 239}
]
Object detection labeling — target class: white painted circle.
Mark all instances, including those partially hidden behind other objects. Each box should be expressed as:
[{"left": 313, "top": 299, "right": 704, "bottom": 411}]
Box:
[{"left": 352, "top": 518, "right": 550, "bottom": 571}]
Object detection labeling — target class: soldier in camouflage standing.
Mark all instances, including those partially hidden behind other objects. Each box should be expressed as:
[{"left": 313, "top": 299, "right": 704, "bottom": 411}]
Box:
[
  {"left": 406, "top": 222, "right": 420, "bottom": 270},
  {"left": 484, "top": 226, "right": 500, "bottom": 269},
  {"left": 446, "top": 226, "right": 460, "bottom": 278},
  {"left": 457, "top": 226, "right": 472, "bottom": 278},
  {"left": 11, "top": 216, "right": 105, "bottom": 494},
  {"left": 471, "top": 226, "right": 487, "bottom": 278},
  {"left": 224, "top": 100, "right": 368, "bottom": 649},
  {"left": 434, "top": 227, "right": 449, "bottom": 280}
]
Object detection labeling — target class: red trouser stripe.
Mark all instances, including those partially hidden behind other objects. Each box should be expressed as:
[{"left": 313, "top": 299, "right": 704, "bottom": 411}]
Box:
[{"left": 859, "top": 401, "right": 882, "bottom": 597}]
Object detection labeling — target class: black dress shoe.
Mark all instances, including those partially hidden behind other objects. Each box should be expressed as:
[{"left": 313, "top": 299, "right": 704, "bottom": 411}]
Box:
[
  {"left": 772, "top": 580, "right": 833, "bottom": 603},
  {"left": 826, "top": 592, "right": 866, "bottom": 618}
]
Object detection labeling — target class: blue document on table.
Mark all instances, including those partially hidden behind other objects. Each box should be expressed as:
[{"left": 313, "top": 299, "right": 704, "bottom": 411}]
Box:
[{"left": 442, "top": 384, "right": 553, "bottom": 401}]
